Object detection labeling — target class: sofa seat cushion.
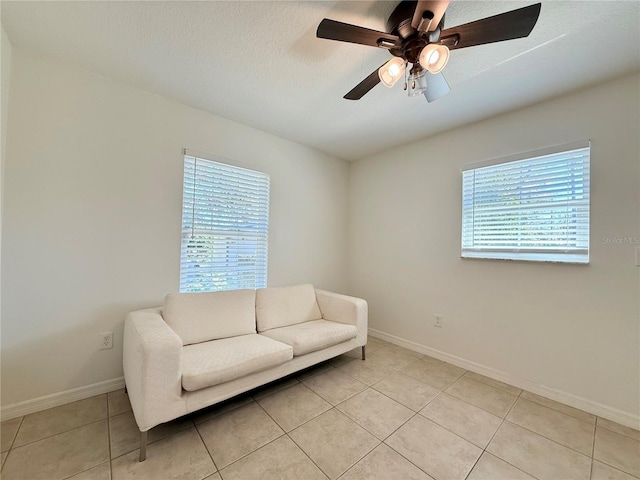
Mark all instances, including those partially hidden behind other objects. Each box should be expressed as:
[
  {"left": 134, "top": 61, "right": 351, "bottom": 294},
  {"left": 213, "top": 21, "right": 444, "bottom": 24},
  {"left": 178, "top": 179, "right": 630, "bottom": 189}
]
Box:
[
  {"left": 256, "top": 283, "right": 322, "bottom": 332},
  {"left": 260, "top": 319, "right": 357, "bottom": 356},
  {"left": 182, "top": 334, "right": 293, "bottom": 391}
]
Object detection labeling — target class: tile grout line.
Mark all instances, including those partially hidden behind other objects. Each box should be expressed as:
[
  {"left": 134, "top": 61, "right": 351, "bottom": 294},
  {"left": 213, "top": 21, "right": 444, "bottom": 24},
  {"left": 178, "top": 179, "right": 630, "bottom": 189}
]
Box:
[
  {"left": 379, "top": 388, "right": 485, "bottom": 480},
  {"left": 368, "top": 373, "right": 443, "bottom": 410},
  {"left": 593, "top": 417, "right": 640, "bottom": 479},
  {"left": 108, "top": 415, "right": 195, "bottom": 462},
  {"left": 255, "top": 393, "right": 323, "bottom": 455},
  {"left": 484, "top": 387, "right": 523, "bottom": 447},
  {"left": 501, "top": 417, "right": 597, "bottom": 459},
  {"left": 10, "top": 343, "right": 637, "bottom": 479},
  {"left": 253, "top": 399, "right": 331, "bottom": 479},
  {"left": 60, "top": 461, "right": 110, "bottom": 480},
  {"left": 372, "top": 364, "right": 465, "bottom": 480},
  {"left": 198, "top": 428, "right": 257, "bottom": 476},
  {"left": 282, "top": 430, "right": 331, "bottom": 480},
  {"left": 422, "top": 372, "right": 496, "bottom": 480},
  {"left": 146, "top": 352, "right": 633, "bottom": 480},
  {"left": 520, "top": 392, "right": 597, "bottom": 425},
  {"left": 7, "top": 415, "right": 25, "bottom": 453},
  {"left": 408, "top": 372, "right": 513, "bottom": 449},
  {"left": 327, "top": 355, "right": 449, "bottom": 413},
  {"left": 317, "top": 407, "right": 381, "bottom": 480},
  {"left": 501, "top": 416, "right": 607, "bottom": 477},
  {"left": 462, "top": 370, "right": 523, "bottom": 396},
  {"left": 314, "top": 407, "right": 383, "bottom": 480},
  {"left": 6, "top": 417, "right": 109, "bottom": 454},
  {"left": 106, "top": 399, "right": 113, "bottom": 479},
  {"left": 592, "top": 457, "right": 640, "bottom": 479},
  {"left": 589, "top": 417, "right": 598, "bottom": 479},
  {"left": 334, "top": 390, "right": 413, "bottom": 443},
  {"left": 114, "top": 363, "right": 627, "bottom": 479},
  {"left": 594, "top": 418, "right": 640, "bottom": 442},
  {"left": 432, "top": 371, "right": 601, "bottom": 473},
  {"left": 513, "top": 396, "right": 601, "bottom": 438},
  {"left": 301, "top": 377, "right": 368, "bottom": 408},
  {"left": 7, "top": 395, "right": 110, "bottom": 452},
  {"left": 5, "top": 415, "right": 111, "bottom": 480},
  {"left": 484, "top": 392, "right": 540, "bottom": 479},
  {"left": 193, "top": 419, "right": 221, "bottom": 478},
  {"left": 2, "top": 414, "right": 26, "bottom": 470},
  {"left": 255, "top": 378, "right": 385, "bottom": 480},
  {"left": 461, "top": 384, "right": 544, "bottom": 480}
]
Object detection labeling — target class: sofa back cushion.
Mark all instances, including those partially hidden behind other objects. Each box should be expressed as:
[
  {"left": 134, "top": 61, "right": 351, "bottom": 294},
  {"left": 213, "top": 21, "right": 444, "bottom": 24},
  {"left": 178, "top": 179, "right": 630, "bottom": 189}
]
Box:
[
  {"left": 163, "top": 289, "right": 256, "bottom": 345},
  {"left": 255, "top": 283, "right": 322, "bottom": 332}
]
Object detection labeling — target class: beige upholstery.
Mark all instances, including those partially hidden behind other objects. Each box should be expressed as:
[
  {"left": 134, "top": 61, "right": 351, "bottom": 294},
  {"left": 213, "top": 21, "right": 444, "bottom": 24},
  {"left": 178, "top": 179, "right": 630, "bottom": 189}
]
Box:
[
  {"left": 255, "top": 283, "right": 322, "bottom": 332},
  {"left": 182, "top": 334, "right": 292, "bottom": 391},
  {"left": 124, "top": 287, "right": 368, "bottom": 434},
  {"left": 316, "top": 289, "right": 368, "bottom": 347},
  {"left": 260, "top": 319, "right": 356, "bottom": 355},
  {"left": 163, "top": 289, "right": 256, "bottom": 345},
  {"left": 123, "top": 308, "right": 186, "bottom": 431}
]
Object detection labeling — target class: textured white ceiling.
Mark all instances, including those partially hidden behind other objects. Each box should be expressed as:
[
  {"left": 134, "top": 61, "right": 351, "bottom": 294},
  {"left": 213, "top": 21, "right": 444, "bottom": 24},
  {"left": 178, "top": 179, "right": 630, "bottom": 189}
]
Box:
[{"left": 2, "top": 1, "right": 639, "bottom": 160}]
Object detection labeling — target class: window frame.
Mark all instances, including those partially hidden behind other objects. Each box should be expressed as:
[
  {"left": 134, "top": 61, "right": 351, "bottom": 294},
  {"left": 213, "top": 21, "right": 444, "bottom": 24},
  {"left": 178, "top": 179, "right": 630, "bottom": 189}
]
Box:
[
  {"left": 179, "top": 150, "right": 270, "bottom": 293},
  {"left": 461, "top": 141, "right": 591, "bottom": 264}
]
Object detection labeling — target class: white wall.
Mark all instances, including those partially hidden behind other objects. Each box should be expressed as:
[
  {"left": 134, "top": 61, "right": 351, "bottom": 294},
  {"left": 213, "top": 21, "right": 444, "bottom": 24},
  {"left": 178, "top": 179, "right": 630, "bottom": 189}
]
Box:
[
  {"left": 1, "top": 25, "right": 11, "bottom": 202},
  {"left": 1, "top": 25, "right": 13, "bottom": 365},
  {"left": 349, "top": 73, "right": 640, "bottom": 421},
  {"left": 1, "top": 49, "right": 349, "bottom": 407}
]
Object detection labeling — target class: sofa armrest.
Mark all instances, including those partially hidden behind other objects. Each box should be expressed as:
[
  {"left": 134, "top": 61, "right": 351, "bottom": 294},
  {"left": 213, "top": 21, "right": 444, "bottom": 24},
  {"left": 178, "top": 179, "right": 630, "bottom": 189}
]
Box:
[
  {"left": 123, "top": 308, "right": 186, "bottom": 431},
  {"left": 315, "top": 290, "right": 368, "bottom": 346}
]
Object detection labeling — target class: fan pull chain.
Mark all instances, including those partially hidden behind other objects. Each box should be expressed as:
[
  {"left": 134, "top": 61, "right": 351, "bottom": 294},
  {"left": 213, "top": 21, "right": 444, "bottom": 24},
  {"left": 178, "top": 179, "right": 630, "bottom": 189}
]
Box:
[{"left": 403, "top": 62, "right": 408, "bottom": 91}]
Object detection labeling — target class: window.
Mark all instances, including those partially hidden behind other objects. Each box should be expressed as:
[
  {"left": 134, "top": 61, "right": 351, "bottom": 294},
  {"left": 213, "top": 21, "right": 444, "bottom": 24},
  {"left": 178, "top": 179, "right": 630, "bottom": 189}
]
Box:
[
  {"left": 180, "top": 152, "right": 270, "bottom": 292},
  {"left": 461, "top": 141, "right": 590, "bottom": 263}
]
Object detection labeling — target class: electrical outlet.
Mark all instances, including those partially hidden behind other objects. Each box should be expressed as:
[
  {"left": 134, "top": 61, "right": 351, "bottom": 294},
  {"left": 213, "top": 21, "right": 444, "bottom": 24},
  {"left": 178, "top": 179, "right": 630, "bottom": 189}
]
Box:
[
  {"left": 100, "top": 332, "right": 113, "bottom": 350},
  {"left": 434, "top": 314, "right": 443, "bottom": 328}
]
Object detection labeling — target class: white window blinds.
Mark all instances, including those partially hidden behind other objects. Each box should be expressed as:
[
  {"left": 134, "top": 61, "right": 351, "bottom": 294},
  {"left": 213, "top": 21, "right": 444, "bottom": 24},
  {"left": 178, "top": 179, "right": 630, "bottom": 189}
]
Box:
[
  {"left": 180, "top": 154, "right": 270, "bottom": 292},
  {"left": 461, "top": 142, "right": 590, "bottom": 263}
]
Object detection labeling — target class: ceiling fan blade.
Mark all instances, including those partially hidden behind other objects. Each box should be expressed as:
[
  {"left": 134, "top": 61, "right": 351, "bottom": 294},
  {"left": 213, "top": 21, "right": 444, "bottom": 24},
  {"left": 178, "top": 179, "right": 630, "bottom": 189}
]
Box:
[
  {"left": 411, "top": 0, "right": 450, "bottom": 32},
  {"left": 439, "top": 3, "right": 541, "bottom": 51},
  {"left": 344, "top": 64, "right": 386, "bottom": 100},
  {"left": 317, "top": 19, "right": 400, "bottom": 49},
  {"left": 424, "top": 72, "right": 450, "bottom": 102}
]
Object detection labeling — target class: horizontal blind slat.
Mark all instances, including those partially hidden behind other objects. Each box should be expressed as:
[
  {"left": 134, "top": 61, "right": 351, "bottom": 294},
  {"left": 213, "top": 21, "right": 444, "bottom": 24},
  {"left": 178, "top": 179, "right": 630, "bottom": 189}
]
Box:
[
  {"left": 461, "top": 145, "right": 590, "bottom": 263},
  {"left": 180, "top": 155, "right": 270, "bottom": 292}
]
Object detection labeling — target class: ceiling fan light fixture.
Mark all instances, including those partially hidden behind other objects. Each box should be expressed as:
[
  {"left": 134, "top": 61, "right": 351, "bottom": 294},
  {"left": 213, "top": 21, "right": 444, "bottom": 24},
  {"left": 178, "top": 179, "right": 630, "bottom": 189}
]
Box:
[
  {"left": 419, "top": 44, "right": 450, "bottom": 74},
  {"left": 378, "top": 57, "right": 406, "bottom": 88},
  {"left": 407, "top": 66, "right": 428, "bottom": 97}
]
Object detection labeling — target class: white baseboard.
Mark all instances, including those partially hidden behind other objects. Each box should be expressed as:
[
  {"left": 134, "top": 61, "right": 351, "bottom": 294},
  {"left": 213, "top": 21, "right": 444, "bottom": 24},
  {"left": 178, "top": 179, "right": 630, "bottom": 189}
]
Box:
[
  {"left": 4, "top": 330, "right": 639, "bottom": 431},
  {"left": 1, "top": 377, "right": 125, "bottom": 421},
  {"left": 369, "top": 328, "right": 640, "bottom": 430}
]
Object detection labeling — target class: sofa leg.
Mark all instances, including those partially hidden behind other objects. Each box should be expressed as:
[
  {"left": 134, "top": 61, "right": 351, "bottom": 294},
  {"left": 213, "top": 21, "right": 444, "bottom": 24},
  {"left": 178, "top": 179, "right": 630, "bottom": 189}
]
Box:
[
  {"left": 139, "top": 431, "right": 148, "bottom": 462},
  {"left": 361, "top": 345, "right": 366, "bottom": 361}
]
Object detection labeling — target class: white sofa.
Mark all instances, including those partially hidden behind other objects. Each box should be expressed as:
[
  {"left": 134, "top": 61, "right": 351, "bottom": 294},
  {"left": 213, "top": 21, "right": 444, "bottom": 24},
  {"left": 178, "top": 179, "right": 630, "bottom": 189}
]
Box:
[{"left": 123, "top": 283, "right": 367, "bottom": 461}]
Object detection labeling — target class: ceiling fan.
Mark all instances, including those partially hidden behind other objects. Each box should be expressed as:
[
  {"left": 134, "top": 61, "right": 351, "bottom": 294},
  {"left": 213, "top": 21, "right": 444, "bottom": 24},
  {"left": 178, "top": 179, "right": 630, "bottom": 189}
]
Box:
[{"left": 316, "top": 1, "right": 541, "bottom": 102}]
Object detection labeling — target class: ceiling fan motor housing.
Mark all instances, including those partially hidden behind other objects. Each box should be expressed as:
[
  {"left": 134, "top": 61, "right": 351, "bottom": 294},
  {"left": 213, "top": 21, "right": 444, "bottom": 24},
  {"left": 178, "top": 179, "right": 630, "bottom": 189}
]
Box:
[
  {"left": 386, "top": 1, "right": 420, "bottom": 36},
  {"left": 402, "top": 37, "right": 429, "bottom": 64},
  {"left": 387, "top": 1, "right": 442, "bottom": 63},
  {"left": 315, "top": 0, "right": 542, "bottom": 100}
]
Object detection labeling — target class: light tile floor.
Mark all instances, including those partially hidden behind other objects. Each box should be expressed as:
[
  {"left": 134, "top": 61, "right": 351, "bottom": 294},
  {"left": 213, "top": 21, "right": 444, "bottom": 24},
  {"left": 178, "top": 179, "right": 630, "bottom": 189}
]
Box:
[{"left": 1, "top": 337, "right": 639, "bottom": 480}]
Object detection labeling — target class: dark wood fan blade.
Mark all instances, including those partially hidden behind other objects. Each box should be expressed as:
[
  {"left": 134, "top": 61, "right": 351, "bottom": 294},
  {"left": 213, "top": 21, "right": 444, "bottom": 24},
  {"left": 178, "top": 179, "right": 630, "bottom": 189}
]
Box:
[
  {"left": 439, "top": 3, "right": 541, "bottom": 50},
  {"left": 411, "top": 1, "right": 450, "bottom": 31},
  {"left": 317, "top": 19, "right": 399, "bottom": 49},
  {"left": 344, "top": 64, "right": 386, "bottom": 100}
]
